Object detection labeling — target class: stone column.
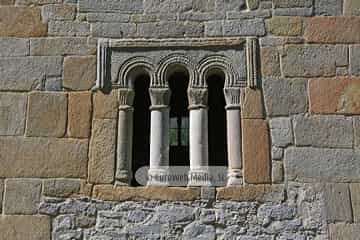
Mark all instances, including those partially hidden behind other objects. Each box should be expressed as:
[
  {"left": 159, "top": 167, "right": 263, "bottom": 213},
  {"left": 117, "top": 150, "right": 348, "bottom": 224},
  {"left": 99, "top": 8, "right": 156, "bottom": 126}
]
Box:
[
  {"left": 187, "top": 88, "right": 211, "bottom": 186},
  {"left": 224, "top": 87, "right": 243, "bottom": 186},
  {"left": 147, "top": 88, "right": 171, "bottom": 186},
  {"left": 115, "top": 88, "right": 135, "bottom": 186}
]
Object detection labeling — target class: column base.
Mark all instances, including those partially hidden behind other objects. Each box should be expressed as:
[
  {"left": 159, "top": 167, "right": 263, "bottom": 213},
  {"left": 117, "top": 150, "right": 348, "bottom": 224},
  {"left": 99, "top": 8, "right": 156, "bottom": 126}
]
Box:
[
  {"left": 227, "top": 169, "right": 243, "bottom": 186},
  {"left": 147, "top": 168, "right": 170, "bottom": 186},
  {"left": 115, "top": 170, "right": 132, "bottom": 186},
  {"left": 188, "top": 169, "right": 212, "bottom": 187}
]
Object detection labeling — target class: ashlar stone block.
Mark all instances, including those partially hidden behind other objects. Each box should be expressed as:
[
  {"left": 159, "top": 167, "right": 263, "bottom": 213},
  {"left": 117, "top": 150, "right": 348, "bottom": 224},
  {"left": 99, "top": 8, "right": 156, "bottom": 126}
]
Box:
[
  {"left": 26, "top": 92, "right": 67, "bottom": 137},
  {"left": 269, "top": 118, "right": 293, "bottom": 147},
  {"left": 350, "top": 183, "right": 360, "bottom": 222},
  {"left": 68, "top": 92, "right": 92, "bottom": 138},
  {"left": 344, "top": 0, "right": 360, "bottom": 16},
  {"left": 330, "top": 224, "right": 360, "bottom": 240},
  {"left": 324, "top": 183, "right": 352, "bottom": 223},
  {"left": 63, "top": 56, "right": 96, "bottom": 90},
  {"left": 4, "top": 179, "right": 42, "bottom": 215},
  {"left": 0, "top": 93, "right": 27, "bottom": 136}
]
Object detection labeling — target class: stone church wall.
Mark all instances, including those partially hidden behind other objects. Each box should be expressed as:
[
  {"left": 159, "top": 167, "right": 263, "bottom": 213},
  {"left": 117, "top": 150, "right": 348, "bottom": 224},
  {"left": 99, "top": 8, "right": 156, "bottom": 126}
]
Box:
[{"left": 0, "top": 0, "right": 360, "bottom": 239}]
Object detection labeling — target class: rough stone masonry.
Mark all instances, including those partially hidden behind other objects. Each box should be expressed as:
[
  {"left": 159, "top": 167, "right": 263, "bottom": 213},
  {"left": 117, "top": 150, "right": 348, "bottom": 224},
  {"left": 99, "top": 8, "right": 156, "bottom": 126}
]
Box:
[{"left": 0, "top": 0, "right": 360, "bottom": 239}]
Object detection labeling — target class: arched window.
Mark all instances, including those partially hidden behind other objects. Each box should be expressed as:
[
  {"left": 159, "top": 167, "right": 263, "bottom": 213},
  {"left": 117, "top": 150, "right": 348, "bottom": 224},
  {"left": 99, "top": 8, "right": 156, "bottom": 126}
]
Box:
[
  {"left": 207, "top": 72, "right": 228, "bottom": 167},
  {"left": 132, "top": 74, "right": 151, "bottom": 185},
  {"left": 168, "top": 70, "right": 190, "bottom": 166}
]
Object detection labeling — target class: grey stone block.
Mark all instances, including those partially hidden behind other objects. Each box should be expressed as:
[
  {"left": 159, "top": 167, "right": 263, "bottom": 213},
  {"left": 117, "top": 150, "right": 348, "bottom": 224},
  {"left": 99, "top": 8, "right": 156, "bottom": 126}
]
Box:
[
  {"left": 355, "top": 117, "right": 360, "bottom": 149},
  {"left": 0, "top": 38, "right": 29, "bottom": 57},
  {"left": 183, "top": 221, "right": 216, "bottom": 240},
  {"left": 273, "top": 0, "right": 312, "bottom": 8},
  {"left": 293, "top": 115, "right": 353, "bottom": 148},
  {"left": 144, "top": 0, "right": 193, "bottom": 13},
  {"left": 350, "top": 45, "right": 360, "bottom": 76},
  {"left": 274, "top": 7, "right": 313, "bottom": 16},
  {"left": 222, "top": 19, "right": 265, "bottom": 36},
  {"left": 263, "top": 78, "right": 308, "bottom": 117},
  {"left": 285, "top": 147, "right": 360, "bottom": 182},
  {"left": 49, "top": 21, "right": 90, "bottom": 36},
  {"left": 137, "top": 21, "right": 204, "bottom": 38},
  {"left": 43, "top": 179, "right": 81, "bottom": 198},
  {"left": 344, "top": 0, "right": 360, "bottom": 16},
  {"left": 272, "top": 161, "right": 284, "bottom": 183},
  {"left": 45, "top": 77, "right": 62, "bottom": 91},
  {"left": 92, "top": 22, "right": 136, "bottom": 38},
  {"left": 0, "top": 179, "right": 3, "bottom": 213},
  {"left": 0, "top": 56, "right": 62, "bottom": 91},
  {"left": 350, "top": 183, "right": 360, "bottom": 222},
  {"left": 329, "top": 223, "right": 360, "bottom": 240},
  {"left": 272, "top": 147, "right": 283, "bottom": 160},
  {"left": 87, "top": 13, "right": 130, "bottom": 22},
  {"left": 79, "top": 0, "right": 143, "bottom": 13},
  {"left": 30, "top": 37, "right": 95, "bottom": 56},
  {"left": 324, "top": 183, "right": 352, "bottom": 223},
  {"left": 282, "top": 45, "right": 347, "bottom": 77},
  {"left": 4, "top": 179, "right": 42, "bottom": 215},
  {"left": 270, "top": 118, "right": 293, "bottom": 147},
  {"left": 0, "top": 93, "right": 27, "bottom": 136},
  {"left": 314, "top": 0, "right": 343, "bottom": 16},
  {"left": 41, "top": 4, "right": 76, "bottom": 21}
]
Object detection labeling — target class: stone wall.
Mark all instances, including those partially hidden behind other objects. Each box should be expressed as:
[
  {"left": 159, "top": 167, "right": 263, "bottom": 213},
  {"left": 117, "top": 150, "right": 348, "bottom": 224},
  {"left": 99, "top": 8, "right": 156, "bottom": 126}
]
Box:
[{"left": 0, "top": 0, "right": 360, "bottom": 239}]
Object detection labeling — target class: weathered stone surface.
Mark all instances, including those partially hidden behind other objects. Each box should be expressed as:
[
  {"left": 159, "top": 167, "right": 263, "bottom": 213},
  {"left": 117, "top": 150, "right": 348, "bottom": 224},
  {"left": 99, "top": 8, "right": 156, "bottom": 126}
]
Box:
[
  {"left": 87, "top": 13, "right": 130, "bottom": 22},
  {"left": 92, "top": 22, "right": 136, "bottom": 38},
  {"left": 350, "top": 183, "right": 360, "bottom": 222},
  {"left": 206, "top": 19, "right": 265, "bottom": 37},
  {"left": 0, "top": 7, "right": 47, "bottom": 37},
  {"left": 273, "top": 0, "right": 312, "bottom": 8},
  {"left": 274, "top": 7, "right": 313, "bottom": 16},
  {"left": 247, "top": 0, "right": 260, "bottom": 10},
  {"left": 15, "top": 0, "right": 60, "bottom": 5},
  {"left": 137, "top": 21, "right": 204, "bottom": 38},
  {"left": 329, "top": 224, "right": 360, "bottom": 240},
  {"left": 0, "top": 56, "right": 62, "bottom": 91},
  {"left": 68, "top": 92, "right": 92, "bottom": 138},
  {"left": 309, "top": 77, "right": 360, "bottom": 114},
  {"left": 26, "top": 92, "right": 67, "bottom": 137},
  {"left": 0, "top": 216, "right": 50, "bottom": 240},
  {"left": 217, "top": 185, "right": 284, "bottom": 202},
  {"left": 93, "top": 185, "right": 200, "bottom": 201},
  {"left": 49, "top": 21, "right": 90, "bottom": 36},
  {"left": 293, "top": 115, "right": 353, "bottom": 148},
  {"left": 0, "top": 93, "right": 27, "bottom": 136},
  {"left": 266, "top": 17, "right": 302, "bottom": 36},
  {"left": 88, "top": 119, "right": 116, "bottom": 183},
  {"left": 0, "top": 137, "right": 88, "bottom": 178},
  {"left": 0, "top": 0, "right": 14, "bottom": 4},
  {"left": 272, "top": 147, "right": 283, "bottom": 160},
  {"left": 4, "top": 179, "right": 42, "bottom": 214},
  {"left": 355, "top": 117, "right": 360, "bottom": 149},
  {"left": 344, "top": 0, "right": 360, "bottom": 16},
  {"left": 30, "top": 37, "right": 95, "bottom": 56},
  {"left": 272, "top": 161, "right": 284, "bottom": 183},
  {"left": 0, "top": 38, "right": 29, "bottom": 57},
  {"left": 324, "top": 183, "right": 352, "bottom": 223},
  {"left": 269, "top": 118, "right": 293, "bottom": 147},
  {"left": 240, "top": 88, "right": 264, "bottom": 119},
  {"left": 284, "top": 147, "right": 360, "bottom": 182},
  {"left": 45, "top": 76, "right": 62, "bottom": 91},
  {"left": 79, "top": 0, "right": 143, "bottom": 13},
  {"left": 263, "top": 78, "right": 308, "bottom": 116},
  {"left": 41, "top": 4, "right": 76, "bottom": 21},
  {"left": 93, "top": 90, "right": 118, "bottom": 119},
  {"left": 350, "top": 46, "right": 360, "bottom": 76},
  {"left": 314, "top": 0, "right": 343, "bottom": 16},
  {"left": 242, "top": 119, "right": 271, "bottom": 184},
  {"left": 0, "top": 180, "right": 3, "bottom": 213},
  {"left": 63, "top": 56, "right": 96, "bottom": 90},
  {"left": 282, "top": 45, "right": 347, "bottom": 77},
  {"left": 304, "top": 17, "right": 360, "bottom": 43},
  {"left": 43, "top": 179, "right": 81, "bottom": 198},
  {"left": 183, "top": 222, "right": 215, "bottom": 240},
  {"left": 260, "top": 47, "right": 281, "bottom": 77}
]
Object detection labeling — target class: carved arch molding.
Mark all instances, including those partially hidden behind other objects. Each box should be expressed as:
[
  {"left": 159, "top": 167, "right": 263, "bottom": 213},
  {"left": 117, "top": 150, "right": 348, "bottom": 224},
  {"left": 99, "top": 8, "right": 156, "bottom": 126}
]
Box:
[{"left": 95, "top": 37, "right": 260, "bottom": 187}]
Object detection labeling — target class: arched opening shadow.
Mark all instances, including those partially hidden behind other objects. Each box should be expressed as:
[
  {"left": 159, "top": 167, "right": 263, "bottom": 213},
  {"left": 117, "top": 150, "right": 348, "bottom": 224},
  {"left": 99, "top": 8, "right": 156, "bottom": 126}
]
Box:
[
  {"left": 207, "top": 73, "right": 228, "bottom": 166},
  {"left": 168, "top": 71, "right": 190, "bottom": 166},
  {"left": 132, "top": 74, "right": 151, "bottom": 186}
]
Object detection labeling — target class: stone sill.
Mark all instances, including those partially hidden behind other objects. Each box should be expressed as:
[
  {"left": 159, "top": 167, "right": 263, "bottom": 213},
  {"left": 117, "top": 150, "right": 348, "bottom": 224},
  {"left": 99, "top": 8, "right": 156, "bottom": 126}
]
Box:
[{"left": 44, "top": 184, "right": 285, "bottom": 202}]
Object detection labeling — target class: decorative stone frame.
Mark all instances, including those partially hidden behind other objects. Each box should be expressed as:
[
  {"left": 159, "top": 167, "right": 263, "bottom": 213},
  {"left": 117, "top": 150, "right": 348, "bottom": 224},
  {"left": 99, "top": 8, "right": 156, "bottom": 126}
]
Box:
[{"left": 95, "top": 37, "right": 260, "bottom": 187}]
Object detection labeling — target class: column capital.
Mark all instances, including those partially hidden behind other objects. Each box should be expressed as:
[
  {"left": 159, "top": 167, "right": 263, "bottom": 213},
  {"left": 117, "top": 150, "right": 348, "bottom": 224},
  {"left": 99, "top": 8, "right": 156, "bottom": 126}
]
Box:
[
  {"left": 149, "top": 88, "right": 171, "bottom": 109},
  {"left": 117, "top": 88, "right": 134, "bottom": 110},
  {"left": 188, "top": 88, "right": 208, "bottom": 109},
  {"left": 224, "top": 87, "right": 241, "bottom": 109}
]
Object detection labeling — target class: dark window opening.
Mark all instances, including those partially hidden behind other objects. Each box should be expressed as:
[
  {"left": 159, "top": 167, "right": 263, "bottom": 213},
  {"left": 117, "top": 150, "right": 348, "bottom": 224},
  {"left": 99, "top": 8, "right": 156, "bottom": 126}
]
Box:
[
  {"left": 168, "top": 71, "right": 190, "bottom": 166},
  {"left": 132, "top": 74, "right": 151, "bottom": 186},
  {"left": 207, "top": 73, "right": 228, "bottom": 166}
]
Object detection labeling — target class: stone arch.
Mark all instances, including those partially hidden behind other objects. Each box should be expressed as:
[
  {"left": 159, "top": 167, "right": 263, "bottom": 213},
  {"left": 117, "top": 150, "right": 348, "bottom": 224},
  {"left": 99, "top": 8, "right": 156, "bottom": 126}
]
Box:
[
  {"left": 155, "top": 53, "right": 197, "bottom": 88},
  {"left": 118, "top": 56, "right": 155, "bottom": 88},
  {"left": 197, "top": 55, "right": 239, "bottom": 88}
]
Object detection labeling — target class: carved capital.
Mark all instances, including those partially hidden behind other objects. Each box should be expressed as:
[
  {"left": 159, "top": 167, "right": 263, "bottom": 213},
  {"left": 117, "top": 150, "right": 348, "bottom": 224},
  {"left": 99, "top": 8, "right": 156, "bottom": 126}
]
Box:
[
  {"left": 117, "top": 89, "right": 134, "bottom": 110},
  {"left": 149, "top": 88, "right": 171, "bottom": 109},
  {"left": 188, "top": 88, "right": 208, "bottom": 109},
  {"left": 224, "top": 87, "right": 241, "bottom": 109}
]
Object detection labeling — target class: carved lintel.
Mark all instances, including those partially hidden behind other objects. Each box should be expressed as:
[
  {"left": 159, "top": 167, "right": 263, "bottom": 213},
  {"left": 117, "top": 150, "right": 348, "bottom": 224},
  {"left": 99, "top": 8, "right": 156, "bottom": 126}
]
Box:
[
  {"left": 117, "top": 88, "right": 135, "bottom": 110},
  {"left": 188, "top": 88, "right": 208, "bottom": 109},
  {"left": 246, "top": 38, "right": 259, "bottom": 88},
  {"left": 149, "top": 88, "right": 171, "bottom": 109},
  {"left": 224, "top": 87, "right": 241, "bottom": 109}
]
